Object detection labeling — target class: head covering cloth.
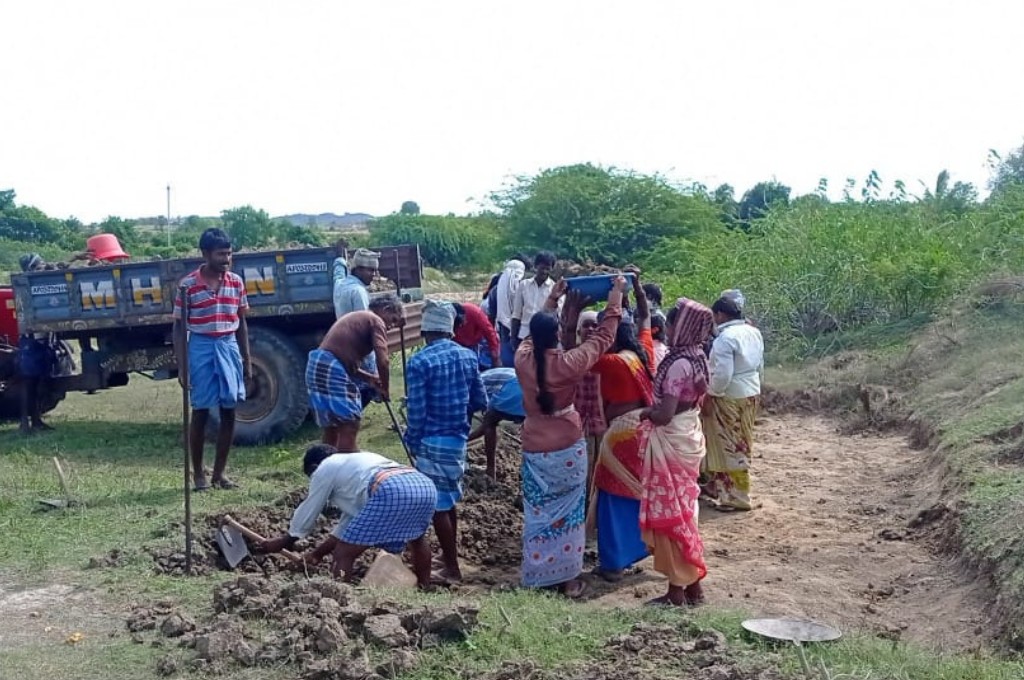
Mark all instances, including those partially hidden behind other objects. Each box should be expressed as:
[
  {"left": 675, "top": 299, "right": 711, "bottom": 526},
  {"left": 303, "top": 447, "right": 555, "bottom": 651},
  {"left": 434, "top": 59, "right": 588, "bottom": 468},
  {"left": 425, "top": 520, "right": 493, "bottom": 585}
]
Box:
[
  {"left": 421, "top": 300, "right": 455, "bottom": 334},
  {"left": 576, "top": 310, "right": 598, "bottom": 333},
  {"left": 653, "top": 297, "right": 714, "bottom": 398},
  {"left": 350, "top": 248, "right": 380, "bottom": 269}
]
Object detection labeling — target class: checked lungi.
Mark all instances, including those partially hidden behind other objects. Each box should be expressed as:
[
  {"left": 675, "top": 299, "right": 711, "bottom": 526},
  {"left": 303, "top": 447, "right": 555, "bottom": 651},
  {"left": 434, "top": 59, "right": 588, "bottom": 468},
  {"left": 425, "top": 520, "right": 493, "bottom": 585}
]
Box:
[
  {"left": 414, "top": 434, "right": 468, "bottom": 512},
  {"left": 305, "top": 348, "right": 362, "bottom": 426},
  {"left": 336, "top": 470, "right": 438, "bottom": 553}
]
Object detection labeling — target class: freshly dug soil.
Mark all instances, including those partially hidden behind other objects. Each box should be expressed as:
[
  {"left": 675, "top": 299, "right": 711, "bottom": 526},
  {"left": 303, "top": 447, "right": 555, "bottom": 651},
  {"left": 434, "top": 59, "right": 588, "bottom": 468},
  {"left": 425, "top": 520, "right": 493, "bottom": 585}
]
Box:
[
  {"left": 148, "top": 491, "right": 373, "bottom": 578},
  {"left": 148, "top": 429, "right": 527, "bottom": 582},
  {"left": 129, "top": 576, "right": 479, "bottom": 678},
  {"left": 554, "top": 259, "right": 622, "bottom": 278},
  {"left": 459, "top": 429, "right": 524, "bottom": 576},
  {"left": 479, "top": 622, "right": 784, "bottom": 680}
]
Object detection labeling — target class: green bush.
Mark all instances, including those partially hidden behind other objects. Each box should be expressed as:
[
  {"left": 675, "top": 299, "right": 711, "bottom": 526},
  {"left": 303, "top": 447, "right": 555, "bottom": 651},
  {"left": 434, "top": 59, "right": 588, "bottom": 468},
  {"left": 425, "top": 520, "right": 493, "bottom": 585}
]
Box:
[
  {"left": 642, "top": 185, "right": 1024, "bottom": 355},
  {"left": 492, "top": 164, "right": 720, "bottom": 265},
  {"left": 368, "top": 212, "right": 505, "bottom": 271}
]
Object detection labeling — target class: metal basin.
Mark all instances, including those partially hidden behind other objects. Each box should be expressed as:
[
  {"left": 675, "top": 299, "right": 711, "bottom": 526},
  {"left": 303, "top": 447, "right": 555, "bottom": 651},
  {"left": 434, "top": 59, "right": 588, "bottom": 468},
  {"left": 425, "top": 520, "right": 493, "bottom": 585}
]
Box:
[{"left": 742, "top": 618, "right": 842, "bottom": 643}]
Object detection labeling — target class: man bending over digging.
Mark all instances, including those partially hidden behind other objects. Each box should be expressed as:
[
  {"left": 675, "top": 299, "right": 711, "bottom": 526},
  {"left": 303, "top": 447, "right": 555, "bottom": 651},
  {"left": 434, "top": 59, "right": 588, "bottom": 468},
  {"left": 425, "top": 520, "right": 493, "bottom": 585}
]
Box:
[
  {"left": 258, "top": 444, "right": 438, "bottom": 589},
  {"left": 305, "top": 294, "right": 404, "bottom": 452}
]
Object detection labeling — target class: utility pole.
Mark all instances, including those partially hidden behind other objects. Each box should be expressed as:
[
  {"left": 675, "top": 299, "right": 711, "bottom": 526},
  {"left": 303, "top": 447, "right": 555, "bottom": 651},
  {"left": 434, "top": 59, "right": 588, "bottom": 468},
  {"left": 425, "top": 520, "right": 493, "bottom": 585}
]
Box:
[{"left": 166, "top": 184, "right": 172, "bottom": 247}]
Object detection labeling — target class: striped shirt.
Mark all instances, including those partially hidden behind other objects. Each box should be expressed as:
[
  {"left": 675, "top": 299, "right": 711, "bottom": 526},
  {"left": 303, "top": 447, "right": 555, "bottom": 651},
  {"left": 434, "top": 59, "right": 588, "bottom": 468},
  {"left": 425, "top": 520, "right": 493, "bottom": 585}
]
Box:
[{"left": 173, "top": 268, "right": 249, "bottom": 336}]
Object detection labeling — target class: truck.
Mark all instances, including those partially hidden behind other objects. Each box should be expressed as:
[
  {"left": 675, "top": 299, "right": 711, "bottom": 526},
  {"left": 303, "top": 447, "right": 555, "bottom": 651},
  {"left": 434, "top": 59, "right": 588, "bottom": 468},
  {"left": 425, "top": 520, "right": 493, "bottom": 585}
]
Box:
[{"left": 0, "top": 244, "right": 425, "bottom": 444}]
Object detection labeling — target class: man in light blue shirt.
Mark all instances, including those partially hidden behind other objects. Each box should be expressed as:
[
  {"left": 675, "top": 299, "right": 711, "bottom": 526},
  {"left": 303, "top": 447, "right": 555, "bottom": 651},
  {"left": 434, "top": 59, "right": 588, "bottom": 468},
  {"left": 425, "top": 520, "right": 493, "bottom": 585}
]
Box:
[
  {"left": 333, "top": 247, "right": 379, "bottom": 318},
  {"left": 333, "top": 248, "right": 382, "bottom": 406}
]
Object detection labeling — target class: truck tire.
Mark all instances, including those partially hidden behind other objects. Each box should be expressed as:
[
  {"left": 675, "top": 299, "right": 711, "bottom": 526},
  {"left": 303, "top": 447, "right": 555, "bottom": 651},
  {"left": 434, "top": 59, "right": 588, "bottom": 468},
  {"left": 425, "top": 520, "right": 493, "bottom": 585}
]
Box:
[{"left": 208, "top": 326, "right": 309, "bottom": 446}]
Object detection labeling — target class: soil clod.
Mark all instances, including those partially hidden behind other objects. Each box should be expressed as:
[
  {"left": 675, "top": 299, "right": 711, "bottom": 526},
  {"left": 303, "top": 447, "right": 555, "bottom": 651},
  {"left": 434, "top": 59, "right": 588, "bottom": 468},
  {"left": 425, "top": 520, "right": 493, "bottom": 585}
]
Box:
[{"left": 128, "top": 576, "right": 480, "bottom": 676}]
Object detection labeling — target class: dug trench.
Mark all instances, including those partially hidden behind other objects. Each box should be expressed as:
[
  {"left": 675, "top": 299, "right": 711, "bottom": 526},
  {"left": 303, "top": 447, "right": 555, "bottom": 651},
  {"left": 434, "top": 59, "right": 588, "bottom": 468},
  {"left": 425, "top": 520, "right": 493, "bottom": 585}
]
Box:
[{"left": 140, "top": 410, "right": 999, "bottom": 657}]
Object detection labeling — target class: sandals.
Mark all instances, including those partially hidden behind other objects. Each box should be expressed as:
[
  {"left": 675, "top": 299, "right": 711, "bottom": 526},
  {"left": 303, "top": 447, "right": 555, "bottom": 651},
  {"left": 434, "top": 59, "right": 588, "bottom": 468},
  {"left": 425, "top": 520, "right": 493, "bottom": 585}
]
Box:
[
  {"left": 560, "top": 580, "right": 588, "bottom": 599},
  {"left": 194, "top": 478, "right": 239, "bottom": 491},
  {"left": 542, "top": 579, "right": 588, "bottom": 599},
  {"left": 591, "top": 567, "right": 625, "bottom": 583}
]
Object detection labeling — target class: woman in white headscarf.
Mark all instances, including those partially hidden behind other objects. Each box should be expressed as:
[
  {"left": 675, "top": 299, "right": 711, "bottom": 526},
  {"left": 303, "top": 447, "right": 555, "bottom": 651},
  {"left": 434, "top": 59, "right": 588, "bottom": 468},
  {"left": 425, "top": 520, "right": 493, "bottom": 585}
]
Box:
[{"left": 495, "top": 259, "right": 527, "bottom": 366}]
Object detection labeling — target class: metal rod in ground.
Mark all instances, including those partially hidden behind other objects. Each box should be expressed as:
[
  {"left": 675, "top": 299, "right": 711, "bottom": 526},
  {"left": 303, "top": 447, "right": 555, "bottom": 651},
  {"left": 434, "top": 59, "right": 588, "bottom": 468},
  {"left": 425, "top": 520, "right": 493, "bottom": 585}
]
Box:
[
  {"left": 178, "top": 284, "right": 193, "bottom": 576},
  {"left": 393, "top": 250, "right": 408, "bottom": 395}
]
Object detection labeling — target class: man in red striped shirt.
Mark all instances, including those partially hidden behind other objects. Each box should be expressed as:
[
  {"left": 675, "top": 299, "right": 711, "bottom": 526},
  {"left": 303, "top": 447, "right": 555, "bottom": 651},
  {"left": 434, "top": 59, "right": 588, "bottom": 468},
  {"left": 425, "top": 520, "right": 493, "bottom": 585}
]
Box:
[
  {"left": 452, "top": 302, "right": 501, "bottom": 370},
  {"left": 172, "top": 228, "right": 252, "bottom": 491}
]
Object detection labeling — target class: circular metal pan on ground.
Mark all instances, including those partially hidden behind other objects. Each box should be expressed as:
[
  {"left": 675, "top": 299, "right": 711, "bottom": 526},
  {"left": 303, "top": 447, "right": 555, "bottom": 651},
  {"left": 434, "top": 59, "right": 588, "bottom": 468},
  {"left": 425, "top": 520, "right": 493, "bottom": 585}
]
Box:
[{"left": 741, "top": 618, "right": 842, "bottom": 643}]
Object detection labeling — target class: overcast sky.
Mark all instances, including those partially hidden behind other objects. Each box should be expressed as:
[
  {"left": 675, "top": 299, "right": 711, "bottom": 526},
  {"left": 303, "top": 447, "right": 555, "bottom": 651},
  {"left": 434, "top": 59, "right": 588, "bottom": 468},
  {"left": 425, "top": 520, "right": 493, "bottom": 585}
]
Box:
[{"left": 2, "top": 1, "right": 1022, "bottom": 223}]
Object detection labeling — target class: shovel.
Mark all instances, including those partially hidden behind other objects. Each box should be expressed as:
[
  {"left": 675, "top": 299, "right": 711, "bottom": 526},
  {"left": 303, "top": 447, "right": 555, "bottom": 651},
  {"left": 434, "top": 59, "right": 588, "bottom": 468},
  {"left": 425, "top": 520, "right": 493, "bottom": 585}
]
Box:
[
  {"left": 38, "top": 457, "right": 80, "bottom": 510},
  {"left": 220, "top": 515, "right": 304, "bottom": 566},
  {"left": 215, "top": 523, "right": 249, "bottom": 568},
  {"left": 742, "top": 618, "right": 841, "bottom": 678}
]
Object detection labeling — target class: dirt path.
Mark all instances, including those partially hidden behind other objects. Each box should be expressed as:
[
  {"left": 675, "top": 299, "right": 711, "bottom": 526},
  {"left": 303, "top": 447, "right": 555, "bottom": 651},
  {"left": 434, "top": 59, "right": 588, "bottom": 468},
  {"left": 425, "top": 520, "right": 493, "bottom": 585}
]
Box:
[
  {"left": 584, "top": 414, "right": 996, "bottom": 650},
  {"left": 3, "top": 415, "right": 996, "bottom": 657},
  {"left": 0, "top": 575, "right": 118, "bottom": 651}
]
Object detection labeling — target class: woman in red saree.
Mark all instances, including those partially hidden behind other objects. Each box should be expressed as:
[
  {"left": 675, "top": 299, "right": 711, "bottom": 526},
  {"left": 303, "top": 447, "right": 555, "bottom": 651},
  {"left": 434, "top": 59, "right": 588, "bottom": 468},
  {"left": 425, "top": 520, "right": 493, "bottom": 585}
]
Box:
[
  {"left": 584, "top": 275, "right": 658, "bottom": 580},
  {"left": 637, "top": 297, "right": 714, "bottom": 606}
]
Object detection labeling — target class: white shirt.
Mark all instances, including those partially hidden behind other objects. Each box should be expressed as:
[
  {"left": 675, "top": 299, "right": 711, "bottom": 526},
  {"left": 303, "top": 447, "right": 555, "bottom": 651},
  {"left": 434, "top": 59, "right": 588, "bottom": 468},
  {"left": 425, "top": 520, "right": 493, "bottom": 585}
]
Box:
[
  {"left": 512, "top": 277, "right": 561, "bottom": 339},
  {"left": 495, "top": 261, "right": 525, "bottom": 329},
  {"left": 287, "top": 452, "right": 402, "bottom": 538},
  {"left": 709, "top": 320, "right": 764, "bottom": 398}
]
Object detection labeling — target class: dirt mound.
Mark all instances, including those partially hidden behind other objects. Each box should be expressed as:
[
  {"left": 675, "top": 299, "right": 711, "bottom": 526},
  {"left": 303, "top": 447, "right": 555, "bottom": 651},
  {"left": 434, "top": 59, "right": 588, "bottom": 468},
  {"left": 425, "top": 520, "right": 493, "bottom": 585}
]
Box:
[
  {"left": 144, "top": 428, "right": 527, "bottom": 583},
  {"left": 368, "top": 277, "right": 397, "bottom": 293},
  {"left": 460, "top": 430, "right": 525, "bottom": 583},
  {"left": 554, "top": 259, "right": 622, "bottom": 278},
  {"left": 480, "top": 622, "right": 782, "bottom": 680},
  {"left": 760, "top": 381, "right": 910, "bottom": 435},
  {"left": 148, "top": 491, "right": 373, "bottom": 578},
  {"left": 759, "top": 384, "right": 852, "bottom": 415},
  {"left": 128, "top": 576, "right": 479, "bottom": 678},
  {"left": 146, "top": 544, "right": 215, "bottom": 576},
  {"left": 87, "top": 548, "right": 129, "bottom": 569}
]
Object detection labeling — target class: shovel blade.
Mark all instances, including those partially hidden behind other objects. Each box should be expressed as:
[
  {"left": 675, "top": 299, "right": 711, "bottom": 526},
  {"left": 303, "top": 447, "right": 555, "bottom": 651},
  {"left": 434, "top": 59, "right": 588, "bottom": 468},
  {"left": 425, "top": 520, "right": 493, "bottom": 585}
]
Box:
[{"left": 215, "top": 525, "right": 249, "bottom": 568}]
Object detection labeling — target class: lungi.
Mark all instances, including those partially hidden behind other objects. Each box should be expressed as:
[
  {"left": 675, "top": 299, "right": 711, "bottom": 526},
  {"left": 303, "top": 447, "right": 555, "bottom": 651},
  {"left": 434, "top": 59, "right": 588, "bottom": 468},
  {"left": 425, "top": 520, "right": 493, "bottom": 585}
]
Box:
[
  {"left": 188, "top": 333, "right": 245, "bottom": 410},
  {"left": 414, "top": 435, "right": 468, "bottom": 512},
  {"left": 337, "top": 470, "right": 438, "bottom": 553},
  {"left": 305, "top": 348, "right": 362, "bottom": 426}
]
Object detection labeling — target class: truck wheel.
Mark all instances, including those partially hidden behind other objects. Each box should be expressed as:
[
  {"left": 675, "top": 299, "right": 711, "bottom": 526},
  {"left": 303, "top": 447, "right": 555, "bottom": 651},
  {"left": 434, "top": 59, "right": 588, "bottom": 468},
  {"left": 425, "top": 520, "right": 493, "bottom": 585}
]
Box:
[{"left": 208, "top": 326, "right": 309, "bottom": 446}]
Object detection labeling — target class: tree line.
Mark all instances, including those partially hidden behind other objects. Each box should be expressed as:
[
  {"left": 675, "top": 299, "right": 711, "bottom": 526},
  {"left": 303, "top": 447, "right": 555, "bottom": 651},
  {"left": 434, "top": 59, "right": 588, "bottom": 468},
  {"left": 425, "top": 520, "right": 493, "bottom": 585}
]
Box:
[{"left": 5, "top": 141, "right": 1024, "bottom": 351}]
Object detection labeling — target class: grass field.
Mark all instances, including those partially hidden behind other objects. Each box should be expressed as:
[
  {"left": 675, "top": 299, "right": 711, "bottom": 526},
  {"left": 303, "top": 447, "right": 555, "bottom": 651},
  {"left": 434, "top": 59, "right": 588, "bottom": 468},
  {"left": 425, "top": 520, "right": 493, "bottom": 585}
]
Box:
[{"left": 2, "top": 358, "right": 1024, "bottom": 678}]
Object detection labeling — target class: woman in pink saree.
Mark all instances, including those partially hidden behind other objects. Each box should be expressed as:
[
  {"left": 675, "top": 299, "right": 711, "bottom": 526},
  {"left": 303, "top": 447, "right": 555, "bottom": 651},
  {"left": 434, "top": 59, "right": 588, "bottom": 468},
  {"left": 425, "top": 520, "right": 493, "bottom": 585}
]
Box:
[{"left": 637, "top": 297, "right": 714, "bottom": 606}]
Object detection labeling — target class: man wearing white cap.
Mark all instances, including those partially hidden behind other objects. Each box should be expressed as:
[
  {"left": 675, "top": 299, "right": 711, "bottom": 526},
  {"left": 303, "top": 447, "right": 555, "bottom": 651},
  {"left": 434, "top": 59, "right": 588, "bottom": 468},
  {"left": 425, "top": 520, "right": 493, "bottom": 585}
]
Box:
[
  {"left": 404, "top": 300, "right": 488, "bottom": 582},
  {"left": 334, "top": 248, "right": 380, "bottom": 318},
  {"left": 703, "top": 288, "right": 764, "bottom": 511},
  {"left": 334, "top": 247, "right": 383, "bottom": 407}
]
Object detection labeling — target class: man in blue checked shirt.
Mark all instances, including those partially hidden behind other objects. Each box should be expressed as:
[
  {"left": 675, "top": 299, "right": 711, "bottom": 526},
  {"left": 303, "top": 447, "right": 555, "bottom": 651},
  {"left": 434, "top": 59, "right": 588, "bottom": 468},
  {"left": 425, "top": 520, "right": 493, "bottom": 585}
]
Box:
[{"left": 404, "top": 300, "right": 488, "bottom": 582}]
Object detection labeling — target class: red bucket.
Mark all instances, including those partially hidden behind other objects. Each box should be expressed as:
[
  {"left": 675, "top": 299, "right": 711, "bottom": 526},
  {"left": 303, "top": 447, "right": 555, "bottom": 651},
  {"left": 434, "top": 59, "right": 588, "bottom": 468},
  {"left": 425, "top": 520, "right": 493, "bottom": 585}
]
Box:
[{"left": 87, "top": 234, "right": 129, "bottom": 262}]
